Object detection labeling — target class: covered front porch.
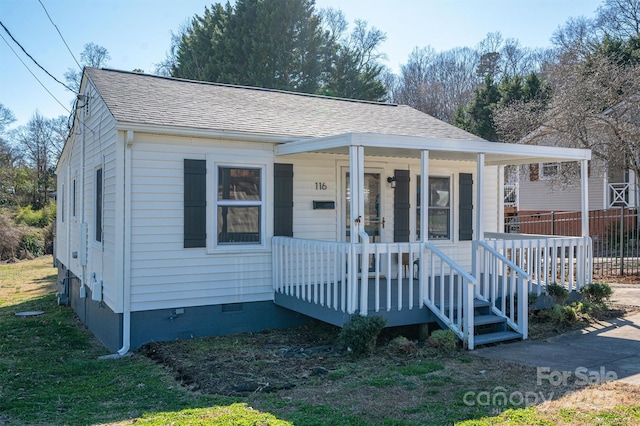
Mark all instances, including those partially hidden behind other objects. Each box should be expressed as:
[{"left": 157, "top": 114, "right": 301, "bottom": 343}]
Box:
[{"left": 272, "top": 133, "right": 592, "bottom": 349}]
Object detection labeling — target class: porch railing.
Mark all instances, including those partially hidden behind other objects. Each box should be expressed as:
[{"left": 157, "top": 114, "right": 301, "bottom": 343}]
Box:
[
  {"left": 422, "top": 243, "right": 476, "bottom": 350},
  {"left": 272, "top": 236, "right": 426, "bottom": 315},
  {"left": 272, "top": 236, "right": 477, "bottom": 349},
  {"left": 474, "top": 241, "right": 530, "bottom": 340},
  {"left": 484, "top": 232, "right": 592, "bottom": 292}
]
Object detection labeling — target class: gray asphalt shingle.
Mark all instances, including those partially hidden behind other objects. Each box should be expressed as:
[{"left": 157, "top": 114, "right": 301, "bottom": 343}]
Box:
[{"left": 85, "top": 67, "right": 483, "bottom": 141}]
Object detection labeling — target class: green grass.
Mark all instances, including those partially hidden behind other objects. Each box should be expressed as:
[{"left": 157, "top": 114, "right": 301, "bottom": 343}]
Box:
[
  {"left": 0, "top": 258, "right": 289, "bottom": 425},
  {"left": 2, "top": 257, "right": 639, "bottom": 425},
  {"left": 393, "top": 360, "right": 444, "bottom": 376}
]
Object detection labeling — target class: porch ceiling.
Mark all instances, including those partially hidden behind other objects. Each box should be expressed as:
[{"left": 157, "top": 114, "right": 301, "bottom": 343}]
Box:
[{"left": 274, "top": 133, "right": 591, "bottom": 166}]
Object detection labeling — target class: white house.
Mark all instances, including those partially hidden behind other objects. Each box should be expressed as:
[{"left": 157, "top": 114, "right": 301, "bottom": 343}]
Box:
[
  {"left": 507, "top": 161, "right": 638, "bottom": 214},
  {"left": 55, "top": 68, "right": 593, "bottom": 354}
]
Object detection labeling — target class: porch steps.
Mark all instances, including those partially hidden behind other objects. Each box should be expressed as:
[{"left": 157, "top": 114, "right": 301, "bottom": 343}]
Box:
[
  {"left": 432, "top": 297, "right": 523, "bottom": 348},
  {"left": 473, "top": 314, "right": 507, "bottom": 327},
  {"left": 470, "top": 298, "right": 522, "bottom": 347},
  {"left": 474, "top": 330, "right": 523, "bottom": 346}
]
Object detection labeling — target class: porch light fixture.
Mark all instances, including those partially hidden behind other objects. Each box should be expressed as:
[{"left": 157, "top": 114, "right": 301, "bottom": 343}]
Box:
[{"left": 387, "top": 176, "right": 396, "bottom": 188}]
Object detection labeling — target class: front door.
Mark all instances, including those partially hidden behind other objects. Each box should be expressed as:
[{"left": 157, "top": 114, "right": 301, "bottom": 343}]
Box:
[{"left": 344, "top": 171, "right": 383, "bottom": 242}]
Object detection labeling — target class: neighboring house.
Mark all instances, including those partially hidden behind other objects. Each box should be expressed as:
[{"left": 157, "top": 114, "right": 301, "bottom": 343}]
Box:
[
  {"left": 55, "top": 68, "right": 593, "bottom": 354},
  {"left": 507, "top": 161, "right": 638, "bottom": 214}
]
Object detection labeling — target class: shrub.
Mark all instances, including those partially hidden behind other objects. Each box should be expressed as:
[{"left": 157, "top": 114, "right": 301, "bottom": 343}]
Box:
[
  {"left": 15, "top": 203, "right": 56, "bottom": 228},
  {"left": 387, "top": 336, "right": 417, "bottom": 356},
  {"left": 21, "top": 230, "right": 44, "bottom": 257},
  {"left": 0, "top": 212, "right": 22, "bottom": 261},
  {"left": 542, "top": 304, "right": 579, "bottom": 324},
  {"left": 580, "top": 283, "right": 613, "bottom": 304},
  {"left": 339, "top": 315, "right": 386, "bottom": 357},
  {"left": 427, "top": 329, "right": 457, "bottom": 354},
  {"left": 546, "top": 283, "right": 569, "bottom": 303},
  {"left": 43, "top": 222, "right": 54, "bottom": 255}
]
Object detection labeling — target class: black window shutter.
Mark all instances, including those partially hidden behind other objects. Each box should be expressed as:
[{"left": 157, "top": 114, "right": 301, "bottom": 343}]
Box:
[
  {"left": 274, "top": 163, "right": 293, "bottom": 237},
  {"left": 393, "top": 170, "right": 410, "bottom": 242},
  {"left": 459, "top": 173, "right": 473, "bottom": 241},
  {"left": 184, "top": 159, "right": 206, "bottom": 248}
]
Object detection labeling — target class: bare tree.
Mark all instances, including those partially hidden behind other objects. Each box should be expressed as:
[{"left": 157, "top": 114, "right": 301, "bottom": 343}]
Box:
[
  {"left": 551, "top": 16, "right": 601, "bottom": 63},
  {"left": 154, "top": 21, "right": 191, "bottom": 76},
  {"left": 12, "top": 113, "right": 68, "bottom": 208},
  {"left": 64, "top": 43, "right": 111, "bottom": 92},
  {"left": 392, "top": 46, "right": 480, "bottom": 122},
  {"left": 0, "top": 104, "right": 18, "bottom": 205},
  {"left": 495, "top": 51, "right": 640, "bottom": 182},
  {"left": 596, "top": 0, "right": 640, "bottom": 38}
]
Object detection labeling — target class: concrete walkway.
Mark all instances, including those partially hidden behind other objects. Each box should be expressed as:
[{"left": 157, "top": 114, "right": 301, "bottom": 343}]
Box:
[{"left": 476, "top": 285, "right": 640, "bottom": 386}]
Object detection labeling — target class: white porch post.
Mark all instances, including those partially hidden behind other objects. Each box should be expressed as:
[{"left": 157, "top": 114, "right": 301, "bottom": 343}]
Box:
[
  {"left": 476, "top": 153, "right": 485, "bottom": 241},
  {"left": 498, "top": 165, "right": 505, "bottom": 233},
  {"left": 420, "top": 151, "right": 429, "bottom": 243},
  {"left": 580, "top": 159, "right": 591, "bottom": 286},
  {"left": 349, "top": 145, "right": 366, "bottom": 314},
  {"left": 473, "top": 154, "right": 485, "bottom": 282},
  {"left": 349, "top": 145, "right": 364, "bottom": 237},
  {"left": 419, "top": 151, "right": 429, "bottom": 306}
]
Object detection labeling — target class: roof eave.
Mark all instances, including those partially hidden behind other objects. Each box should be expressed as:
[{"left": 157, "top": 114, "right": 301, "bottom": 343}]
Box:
[
  {"left": 275, "top": 132, "right": 592, "bottom": 165},
  {"left": 115, "top": 122, "right": 298, "bottom": 144}
]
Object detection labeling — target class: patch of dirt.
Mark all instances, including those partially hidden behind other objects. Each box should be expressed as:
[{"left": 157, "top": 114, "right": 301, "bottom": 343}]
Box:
[
  {"left": 527, "top": 306, "right": 635, "bottom": 340},
  {"left": 141, "top": 309, "right": 635, "bottom": 399},
  {"left": 139, "top": 312, "right": 640, "bottom": 426},
  {"left": 141, "top": 322, "right": 349, "bottom": 396},
  {"left": 538, "top": 381, "right": 640, "bottom": 413},
  {"left": 597, "top": 274, "right": 640, "bottom": 285}
]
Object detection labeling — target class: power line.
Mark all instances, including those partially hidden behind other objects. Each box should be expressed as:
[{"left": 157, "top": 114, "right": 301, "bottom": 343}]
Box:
[
  {"left": 0, "top": 32, "right": 71, "bottom": 115},
  {"left": 37, "top": 0, "right": 82, "bottom": 70},
  {"left": 0, "top": 20, "right": 77, "bottom": 93}
]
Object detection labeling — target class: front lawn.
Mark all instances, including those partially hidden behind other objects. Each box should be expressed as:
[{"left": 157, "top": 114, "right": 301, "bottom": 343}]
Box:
[{"left": 1, "top": 257, "right": 638, "bottom": 425}]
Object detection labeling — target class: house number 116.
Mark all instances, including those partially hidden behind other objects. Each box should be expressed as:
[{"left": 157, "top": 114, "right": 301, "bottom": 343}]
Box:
[{"left": 315, "top": 182, "right": 327, "bottom": 190}]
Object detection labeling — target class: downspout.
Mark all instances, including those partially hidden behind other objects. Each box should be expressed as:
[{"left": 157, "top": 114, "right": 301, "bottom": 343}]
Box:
[
  {"left": 80, "top": 95, "right": 87, "bottom": 300},
  {"left": 99, "top": 130, "right": 132, "bottom": 359}
]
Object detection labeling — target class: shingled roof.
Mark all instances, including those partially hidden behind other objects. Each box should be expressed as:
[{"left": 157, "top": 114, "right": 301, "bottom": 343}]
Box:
[{"left": 85, "top": 67, "right": 483, "bottom": 141}]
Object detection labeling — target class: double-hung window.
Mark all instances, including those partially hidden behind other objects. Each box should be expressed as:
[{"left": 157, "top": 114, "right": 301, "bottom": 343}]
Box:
[
  {"left": 216, "top": 166, "right": 263, "bottom": 245},
  {"left": 540, "top": 162, "right": 560, "bottom": 179},
  {"left": 416, "top": 176, "right": 451, "bottom": 240},
  {"left": 95, "top": 168, "right": 103, "bottom": 243}
]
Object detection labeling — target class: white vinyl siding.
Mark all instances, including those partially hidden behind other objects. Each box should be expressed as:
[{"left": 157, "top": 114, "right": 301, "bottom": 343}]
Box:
[
  {"left": 128, "top": 135, "right": 275, "bottom": 311},
  {"left": 519, "top": 170, "right": 605, "bottom": 211},
  {"left": 55, "top": 81, "right": 119, "bottom": 309}
]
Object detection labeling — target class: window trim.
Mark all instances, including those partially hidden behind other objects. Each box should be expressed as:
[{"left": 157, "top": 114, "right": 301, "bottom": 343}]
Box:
[
  {"left": 60, "top": 182, "right": 65, "bottom": 224},
  {"left": 539, "top": 162, "right": 560, "bottom": 180},
  {"left": 416, "top": 174, "right": 453, "bottom": 241},
  {"left": 209, "top": 161, "right": 267, "bottom": 251},
  {"left": 95, "top": 167, "right": 103, "bottom": 243},
  {"left": 72, "top": 177, "right": 77, "bottom": 220}
]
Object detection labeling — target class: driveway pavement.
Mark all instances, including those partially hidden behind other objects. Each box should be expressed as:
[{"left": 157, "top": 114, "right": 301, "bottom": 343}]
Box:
[{"left": 475, "top": 284, "right": 640, "bottom": 386}]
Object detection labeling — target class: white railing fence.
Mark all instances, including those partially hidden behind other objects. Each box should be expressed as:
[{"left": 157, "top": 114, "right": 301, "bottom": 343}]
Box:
[
  {"left": 484, "top": 232, "right": 592, "bottom": 293},
  {"left": 272, "top": 237, "right": 477, "bottom": 349},
  {"left": 422, "top": 243, "right": 476, "bottom": 350},
  {"left": 272, "top": 236, "right": 425, "bottom": 315},
  {"left": 474, "top": 241, "right": 530, "bottom": 340}
]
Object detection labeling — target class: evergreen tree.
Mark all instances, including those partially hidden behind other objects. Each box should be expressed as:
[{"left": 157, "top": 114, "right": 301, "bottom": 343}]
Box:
[{"left": 171, "top": 0, "right": 387, "bottom": 101}]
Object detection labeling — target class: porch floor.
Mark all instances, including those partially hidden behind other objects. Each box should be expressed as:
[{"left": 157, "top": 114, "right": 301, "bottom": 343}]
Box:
[{"left": 275, "top": 277, "right": 434, "bottom": 328}]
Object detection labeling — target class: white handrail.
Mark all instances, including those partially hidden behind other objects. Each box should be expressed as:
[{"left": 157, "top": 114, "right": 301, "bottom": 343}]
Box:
[
  {"left": 484, "top": 232, "right": 592, "bottom": 291},
  {"left": 475, "top": 241, "right": 529, "bottom": 339},
  {"left": 358, "top": 230, "right": 370, "bottom": 316},
  {"left": 423, "top": 243, "right": 476, "bottom": 350}
]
